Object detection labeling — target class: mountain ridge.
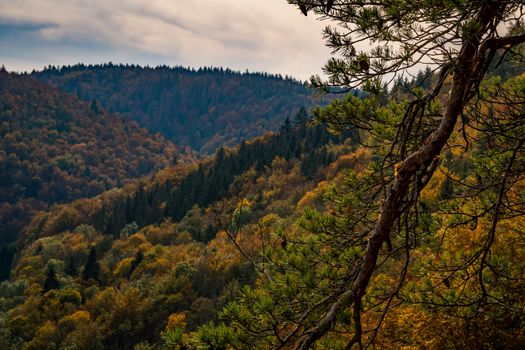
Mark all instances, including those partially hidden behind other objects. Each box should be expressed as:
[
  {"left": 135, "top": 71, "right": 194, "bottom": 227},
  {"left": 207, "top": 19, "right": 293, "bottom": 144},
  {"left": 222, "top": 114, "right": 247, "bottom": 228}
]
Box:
[{"left": 32, "top": 63, "right": 325, "bottom": 153}]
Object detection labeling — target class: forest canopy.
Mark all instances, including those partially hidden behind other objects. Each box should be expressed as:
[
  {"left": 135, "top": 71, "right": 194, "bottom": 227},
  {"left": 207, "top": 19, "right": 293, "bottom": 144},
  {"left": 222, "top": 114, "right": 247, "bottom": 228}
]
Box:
[
  {"left": 33, "top": 64, "right": 323, "bottom": 153},
  {"left": 0, "top": 72, "right": 180, "bottom": 280},
  {"left": 1, "top": 1, "right": 525, "bottom": 350}
]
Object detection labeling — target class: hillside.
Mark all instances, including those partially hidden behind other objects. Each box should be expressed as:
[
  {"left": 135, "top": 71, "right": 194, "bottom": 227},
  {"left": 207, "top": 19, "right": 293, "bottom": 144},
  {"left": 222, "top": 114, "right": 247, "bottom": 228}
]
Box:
[
  {"left": 0, "top": 113, "right": 357, "bottom": 349},
  {"left": 2, "top": 68, "right": 524, "bottom": 349},
  {"left": 2, "top": 2, "right": 525, "bottom": 349},
  {"left": 32, "top": 64, "right": 323, "bottom": 153},
  {"left": 0, "top": 70, "right": 183, "bottom": 280}
]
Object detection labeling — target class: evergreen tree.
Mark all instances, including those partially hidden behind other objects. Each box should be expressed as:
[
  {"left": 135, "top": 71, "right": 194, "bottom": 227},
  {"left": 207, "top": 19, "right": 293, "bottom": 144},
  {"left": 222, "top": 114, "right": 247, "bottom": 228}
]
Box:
[
  {"left": 280, "top": 117, "right": 292, "bottom": 133},
  {"left": 82, "top": 247, "right": 100, "bottom": 282},
  {"left": 0, "top": 244, "right": 13, "bottom": 280},
  {"left": 127, "top": 250, "right": 144, "bottom": 279},
  {"left": 65, "top": 256, "right": 77, "bottom": 276},
  {"left": 90, "top": 99, "right": 101, "bottom": 115},
  {"left": 293, "top": 106, "right": 309, "bottom": 126},
  {"left": 43, "top": 266, "right": 59, "bottom": 293}
]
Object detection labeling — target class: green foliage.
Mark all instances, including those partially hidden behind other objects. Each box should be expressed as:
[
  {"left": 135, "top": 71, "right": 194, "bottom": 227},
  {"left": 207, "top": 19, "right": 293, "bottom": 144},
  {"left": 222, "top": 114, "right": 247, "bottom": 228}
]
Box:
[
  {"left": 34, "top": 64, "right": 324, "bottom": 153},
  {"left": 161, "top": 327, "right": 184, "bottom": 347},
  {"left": 193, "top": 323, "right": 237, "bottom": 350}
]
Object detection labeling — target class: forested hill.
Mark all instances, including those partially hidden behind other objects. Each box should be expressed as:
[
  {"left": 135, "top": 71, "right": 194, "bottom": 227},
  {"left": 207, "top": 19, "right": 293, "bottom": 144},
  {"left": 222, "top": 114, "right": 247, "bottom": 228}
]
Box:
[
  {"left": 32, "top": 64, "right": 322, "bottom": 153},
  {"left": 0, "top": 112, "right": 358, "bottom": 349},
  {"left": 22, "top": 111, "right": 354, "bottom": 242},
  {"left": 0, "top": 70, "right": 182, "bottom": 280}
]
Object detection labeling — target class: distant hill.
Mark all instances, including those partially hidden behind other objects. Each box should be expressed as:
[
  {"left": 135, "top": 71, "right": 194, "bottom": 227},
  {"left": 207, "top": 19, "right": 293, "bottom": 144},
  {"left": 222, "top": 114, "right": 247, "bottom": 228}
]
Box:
[
  {"left": 0, "top": 71, "right": 182, "bottom": 279},
  {"left": 33, "top": 64, "right": 323, "bottom": 153}
]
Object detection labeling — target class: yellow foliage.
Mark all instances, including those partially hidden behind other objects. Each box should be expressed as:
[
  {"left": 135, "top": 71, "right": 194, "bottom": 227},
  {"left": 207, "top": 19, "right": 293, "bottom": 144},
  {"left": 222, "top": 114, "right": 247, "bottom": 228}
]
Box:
[
  {"left": 420, "top": 167, "right": 447, "bottom": 203},
  {"left": 297, "top": 190, "right": 317, "bottom": 209},
  {"left": 297, "top": 181, "right": 329, "bottom": 209},
  {"left": 113, "top": 257, "right": 134, "bottom": 278},
  {"left": 25, "top": 320, "right": 58, "bottom": 350},
  {"left": 271, "top": 156, "right": 289, "bottom": 171},
  {"left": 112, "top": 232, "right": 152, "bottom": 257},
  {"left": 206, "top": 231, "right": 242, "bottom": 272},
  {"left": 25, "top": 283, "right": 43, "bottom": 297},
  {"left": 263, "top": 189, "right": 279, "bottom": 200},
  {"left": 66, "top": 310, "right": 90, "bottom": 323},
  {"left": 42, "top": 206, "right": 80, "bottom": 237},
  {"left": 143, "top": 257, "right": 170, "bottom": 275},
  {"left": 63, "top": 233, "right": 90, "bottom": 254},
  {"left": 15, "top": 256, "right": 42, "bottom": 280},
  {"left": 127, "top": 233, "right": 151, "bottom": 249},
  {"left": 174, "top": 231, "right": 193, "bottom": 245},
  {"left": 260, "top": 213, "right": 279, "bottom": 226},
  {"left": 9, "top": 315, "right": 33, "bottom": 340},
  {"left": 166, "top": 312, "right": 187, "bottom": 331},
  {"left": 58, "top": 310, "right": 91, "bottom": 332},
  {"left": 236, "top": 197, "right": 251, "bottom": 211},
  {"left": 141, "top": 220, "right": 179, "bottom": 245},
  {"left": 329, "top": 147, "right": 371, "bottom": 174}
]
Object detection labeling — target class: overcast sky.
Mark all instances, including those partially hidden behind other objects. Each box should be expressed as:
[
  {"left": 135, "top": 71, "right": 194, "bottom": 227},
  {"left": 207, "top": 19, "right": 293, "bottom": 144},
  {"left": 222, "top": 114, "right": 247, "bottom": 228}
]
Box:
[{"left": 0, "top": 0, "right": 334, "bottom": 80}]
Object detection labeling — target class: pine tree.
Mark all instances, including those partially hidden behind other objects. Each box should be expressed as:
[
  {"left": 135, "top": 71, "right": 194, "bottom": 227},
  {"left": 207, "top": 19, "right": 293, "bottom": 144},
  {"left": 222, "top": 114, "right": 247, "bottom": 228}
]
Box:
[
  {"left": 65, "top": 256, "right": 77, "bottom": 276},
  {"left": 127, "top": 250, "right": 144, "bottom": 280},
  {"left": 82, "top": 247, "right": 100, "bottom": 282},
  {"left": 43, "top": 266, "right": 59, "bottom": 293},
  {"left": 280, "top": 117, "right": 292, "bottom": 133},
  {"left": 90, "top": 99, "right": 101, "bottom": 115}
]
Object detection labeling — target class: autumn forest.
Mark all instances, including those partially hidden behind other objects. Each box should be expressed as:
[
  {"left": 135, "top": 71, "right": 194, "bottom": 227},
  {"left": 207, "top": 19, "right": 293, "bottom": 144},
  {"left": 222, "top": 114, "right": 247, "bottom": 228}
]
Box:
[{"left": 1, "top": 1, "right": 525, "bottom": 349}]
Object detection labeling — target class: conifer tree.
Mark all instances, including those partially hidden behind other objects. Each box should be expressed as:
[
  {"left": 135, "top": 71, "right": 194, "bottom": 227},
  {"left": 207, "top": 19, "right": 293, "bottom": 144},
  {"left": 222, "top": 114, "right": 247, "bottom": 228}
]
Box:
[
  {"left": 42, "top": 266, "right": 59, "bottom": 293},
  {"left": 127, "top": 250, "right": 144, "bottom": 280},
  {"left": 65, "top": 256, "right": 77, "bottom": 276},
  {"left": 82, "top": 247, "right": 100, "bottom": 282}
]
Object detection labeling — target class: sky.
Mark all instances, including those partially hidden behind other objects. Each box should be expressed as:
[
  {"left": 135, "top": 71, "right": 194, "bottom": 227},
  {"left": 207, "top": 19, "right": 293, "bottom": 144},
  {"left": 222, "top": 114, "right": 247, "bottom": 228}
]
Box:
[{"left": 0, "top": 0, "right": 333, "bottom": 80}]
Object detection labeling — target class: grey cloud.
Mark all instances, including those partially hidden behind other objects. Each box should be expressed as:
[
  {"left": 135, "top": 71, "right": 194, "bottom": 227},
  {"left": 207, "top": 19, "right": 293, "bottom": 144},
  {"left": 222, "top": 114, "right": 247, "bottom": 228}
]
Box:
[{"left": 0, "top": 0, "right": 332, "bottom": 79}]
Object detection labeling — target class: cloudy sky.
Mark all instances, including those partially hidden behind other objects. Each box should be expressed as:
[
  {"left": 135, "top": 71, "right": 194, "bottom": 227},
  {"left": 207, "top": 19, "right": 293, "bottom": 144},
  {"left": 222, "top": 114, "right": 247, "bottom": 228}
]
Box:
[{"left": 0, "top": 0, "right": 334, "bottom": 80}]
